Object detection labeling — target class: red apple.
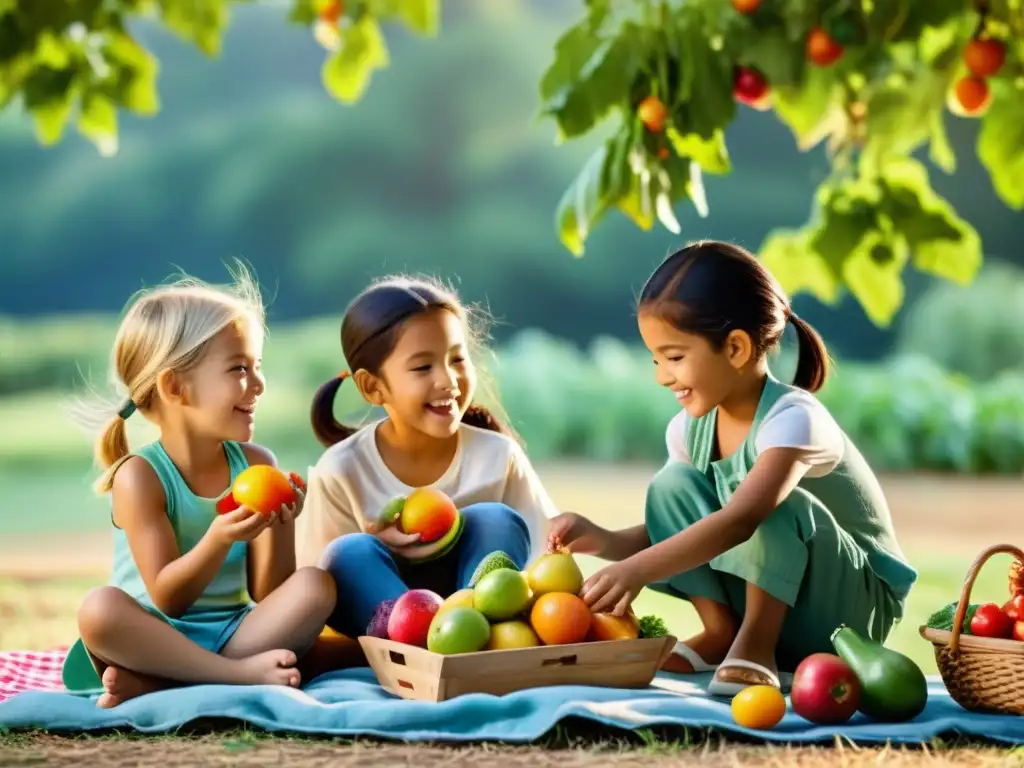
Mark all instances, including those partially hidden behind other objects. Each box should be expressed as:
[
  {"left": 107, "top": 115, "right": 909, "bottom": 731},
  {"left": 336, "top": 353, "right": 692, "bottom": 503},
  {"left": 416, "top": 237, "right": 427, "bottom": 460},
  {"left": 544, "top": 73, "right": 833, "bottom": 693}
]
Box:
[
  {"left": 387, "top": 589, "right": 444, "bottom": 647},
  {"left": 791, "top": 653, "right": 861, "bottom": 724},
  {"left": 1002, "top": 594, "right": 1024, "bottom": 621}
]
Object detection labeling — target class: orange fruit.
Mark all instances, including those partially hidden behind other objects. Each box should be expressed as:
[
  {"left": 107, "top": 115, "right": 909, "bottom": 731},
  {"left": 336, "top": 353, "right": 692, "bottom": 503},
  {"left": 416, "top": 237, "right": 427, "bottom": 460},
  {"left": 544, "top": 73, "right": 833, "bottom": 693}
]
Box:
[
  {"left": 963, "top": 38, "right": 1005, "bottom": 77},
  {"left": 807, "top": 27, "right": 843, "bottom": 66},
  {"left": 530, "top": 592, "right": 591, "bottom": 645},
  {"left": 731, "top": 0, "right": 761, "bottom": 13},
  {"left": 232, "top": 465, "right": 296, "bottom": 516},
  {"left": 952, "top": 76, "right": 991, "bottom": 116},
  {"left": 318, "top": 0, "right": 343, "bottom": 24},
  {"left": 637, "top": 95, "right": 668, "bottom": 133},
  {"left": 587, "top": 612, "right": 640, "bottom": 641},
  {"left": 731, "top": 685, "right": 787, "bottom": 730}
]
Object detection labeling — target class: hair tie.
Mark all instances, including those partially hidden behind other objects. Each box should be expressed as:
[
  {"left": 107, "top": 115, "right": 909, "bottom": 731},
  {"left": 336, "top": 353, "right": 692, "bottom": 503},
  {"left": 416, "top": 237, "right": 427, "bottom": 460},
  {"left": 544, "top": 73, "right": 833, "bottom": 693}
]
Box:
[
  {"left": 337, "top": 370, "right": 351, "bottom": 381},
  {"left": 118, "top": 399, "right": 137, "bottom": 420}
]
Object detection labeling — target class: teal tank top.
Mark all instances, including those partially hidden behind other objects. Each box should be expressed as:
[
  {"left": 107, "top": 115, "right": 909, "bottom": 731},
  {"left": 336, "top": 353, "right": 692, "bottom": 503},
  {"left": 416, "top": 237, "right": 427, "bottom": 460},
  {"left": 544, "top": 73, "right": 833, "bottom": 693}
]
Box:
[{"left": 109, "top": 440, "right": 253, "bottom": 614}]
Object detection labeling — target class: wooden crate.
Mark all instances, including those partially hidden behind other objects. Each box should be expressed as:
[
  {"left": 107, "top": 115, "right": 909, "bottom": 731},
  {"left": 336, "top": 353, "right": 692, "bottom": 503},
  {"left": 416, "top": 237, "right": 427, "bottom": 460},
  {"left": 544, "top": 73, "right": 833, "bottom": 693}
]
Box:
[{"left": 358, "top": 634, "right": 677, "bottom": 702}]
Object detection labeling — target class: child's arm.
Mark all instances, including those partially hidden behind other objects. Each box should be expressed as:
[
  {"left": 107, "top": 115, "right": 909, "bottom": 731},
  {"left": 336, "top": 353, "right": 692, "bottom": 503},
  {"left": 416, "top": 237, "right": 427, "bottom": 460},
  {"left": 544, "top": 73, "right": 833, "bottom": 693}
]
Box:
[
  {"left": 582, "top": 447, "right": 813, "bottom": 613},
  {"left": 114, "top": 457, "right": 271, "bottom": 618},
  {"left": 241, "top": 443, "right": 297, "bottom": 601}
]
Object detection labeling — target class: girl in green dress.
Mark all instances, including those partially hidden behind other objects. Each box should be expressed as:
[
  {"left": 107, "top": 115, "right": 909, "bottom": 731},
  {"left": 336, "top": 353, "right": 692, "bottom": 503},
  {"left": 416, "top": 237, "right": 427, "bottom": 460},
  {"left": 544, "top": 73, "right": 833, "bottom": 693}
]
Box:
[
  {"left": 549, "top": 241, "right": 917, "bottom": 697},
  {"left": 63, "top": 266, "right": 336, "bottom": 708}
]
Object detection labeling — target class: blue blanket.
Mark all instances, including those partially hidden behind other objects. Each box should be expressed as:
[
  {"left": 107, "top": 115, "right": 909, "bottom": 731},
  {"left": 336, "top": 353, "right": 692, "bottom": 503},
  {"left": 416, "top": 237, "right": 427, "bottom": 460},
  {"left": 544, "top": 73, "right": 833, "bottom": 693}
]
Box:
[{"left": 1, "top": 670, "right": 1022, "bottom": 745}]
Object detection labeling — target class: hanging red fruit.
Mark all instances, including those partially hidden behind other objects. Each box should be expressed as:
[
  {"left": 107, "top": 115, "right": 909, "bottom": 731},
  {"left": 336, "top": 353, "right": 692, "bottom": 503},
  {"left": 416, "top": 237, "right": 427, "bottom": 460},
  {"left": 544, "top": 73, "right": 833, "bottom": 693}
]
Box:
[
  {"left": 319, "top": 0, "right": 343, "bottom": 24},
  {"left": 638, "top": 95, "right": 668, "bottom": 132},
  {"left": 807, "top": 27, "right": 844, "bottom": 66},
  {"left": 731, "top": 0, "right": 762, "bottom": 14},
  {"left": 733, "top": 66, "right": 770, "bottom": 110},
  {"left": 950, "top": 76, "right": 991, "bottom": 116},
  {"left": 963, "top": 39, "right": 1006, "bottom": 77}
]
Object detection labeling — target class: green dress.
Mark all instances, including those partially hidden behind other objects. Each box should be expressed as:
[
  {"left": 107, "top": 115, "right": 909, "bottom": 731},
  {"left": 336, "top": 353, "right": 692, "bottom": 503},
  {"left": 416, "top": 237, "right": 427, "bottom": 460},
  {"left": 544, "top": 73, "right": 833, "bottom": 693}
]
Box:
[
  {"left": 62, "top": 440, "right": 254, "bottom": 695},
  {"left": 644, "top": 373, "right": 917, "bottom": 672}
]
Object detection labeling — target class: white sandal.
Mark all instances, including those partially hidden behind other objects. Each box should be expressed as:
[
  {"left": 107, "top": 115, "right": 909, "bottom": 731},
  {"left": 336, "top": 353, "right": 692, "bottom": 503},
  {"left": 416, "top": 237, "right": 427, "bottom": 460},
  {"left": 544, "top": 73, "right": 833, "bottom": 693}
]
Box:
[
  {"left": 707, "top": 659, "right": 793, "bottom": 697},
  {"left": 668, "top": 640, "right": 719, "bottom": 673}
]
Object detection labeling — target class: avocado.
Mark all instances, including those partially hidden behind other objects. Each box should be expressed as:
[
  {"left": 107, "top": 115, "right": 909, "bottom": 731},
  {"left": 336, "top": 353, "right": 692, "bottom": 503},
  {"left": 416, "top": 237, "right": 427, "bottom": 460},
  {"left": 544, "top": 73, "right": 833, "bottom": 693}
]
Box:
[
  {"left": 468, "top": 550, "right": 518, "bottom": 587},
  {"left": 831, "top": 624, "right": 928, "bottom": 722}
]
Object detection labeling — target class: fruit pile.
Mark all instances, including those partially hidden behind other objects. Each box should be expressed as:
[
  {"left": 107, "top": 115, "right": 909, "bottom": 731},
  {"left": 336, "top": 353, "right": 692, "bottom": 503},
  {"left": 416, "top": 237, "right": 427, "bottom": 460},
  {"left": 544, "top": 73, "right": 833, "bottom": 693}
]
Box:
[
  {"left": 731, "top": 625, "right": 928, "bottom": 731},
  {"left": 365, "top": 549, "right": 668, "bottom": 655}
]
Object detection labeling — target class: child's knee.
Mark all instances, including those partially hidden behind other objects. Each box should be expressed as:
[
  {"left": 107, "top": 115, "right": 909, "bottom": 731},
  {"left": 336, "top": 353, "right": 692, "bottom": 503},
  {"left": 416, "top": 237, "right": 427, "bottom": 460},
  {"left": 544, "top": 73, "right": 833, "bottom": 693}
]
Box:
[
  {"left": 78, "top": 586, "right": 134, "bottom": 643},
  {"left": 291, "top": 566, "right": 338, "bottom": 616},
  {"left": 462, "top": 502, "right": 528, "bottom": 536},
  {"left": 318, "top": 532, "right": 386, "bottom": 576}
]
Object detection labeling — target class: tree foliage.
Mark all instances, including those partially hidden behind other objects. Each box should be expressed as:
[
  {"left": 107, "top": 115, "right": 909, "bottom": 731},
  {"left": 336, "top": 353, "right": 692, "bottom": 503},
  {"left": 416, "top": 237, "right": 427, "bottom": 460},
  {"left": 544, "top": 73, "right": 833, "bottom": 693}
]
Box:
[{"left": 1, "top": 0, "right": 1022, "bottom": 325}]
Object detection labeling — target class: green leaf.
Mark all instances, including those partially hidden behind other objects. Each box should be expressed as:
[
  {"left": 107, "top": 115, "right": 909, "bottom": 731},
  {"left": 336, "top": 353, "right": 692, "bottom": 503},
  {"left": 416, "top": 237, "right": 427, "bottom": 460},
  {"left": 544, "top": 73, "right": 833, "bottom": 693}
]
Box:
[
  {"left": 928, "top": 109, "right": 955, "bottom": 174},
  {"left": 759, "top": 228, "right": 841, "bottom": 305},
  {"left": 289, "top": 0, "right": 318, "bottom": 25},
  {"left": 977, "top": 83, "right": 1024, "bottom": 210},
  {"left": 322, "top": 16, "right": 389, "bottom": 104},
  {"left": 861, "top": 70, "right": 950, "bottom": 170},
  {"left": 809, "top": 183, "right": 879, "bottom": 278},
  {"left": 22, "top": 66, "right": 76, "bottom": 145},
  {"left": 105, "top": 33, "right": 160, "bottom": 115},
  {"left": 34, "top": 30, "right": 70, "bottom": 69},
  {"left": 160, "top": 0, "right": 231, "bottom": 56},
  {"left": 555, "top": 129, "right": 632, "bottom": 256},
  {"left": 666, "top": 127, "right": 730, "bottom": 174},
  {"left": 542, "top": 23, "right": 642, "bottom": 140},
  {"left": 739, "top": 26, "right": 805, "bottom": 87},
  {"left": 842, "top": 230, "right": 908, "bottom": 327},
  {"left": 374, "top": 0, "right": 439, "bottom": 35},
  {"left": 673, "top": 13, "right": 735, "bottom": 138},
  {"left": 878, "top": 157, "right": 982, "bottom": 285},
  {"left": 771, "top": 65, "right": 840, "bottom": 150},
  {"left": 0, "top": 0, "right": 16, "bottom": 15},
  {"left": 77, "top": 91, "right": 119, "bottom": 156}
]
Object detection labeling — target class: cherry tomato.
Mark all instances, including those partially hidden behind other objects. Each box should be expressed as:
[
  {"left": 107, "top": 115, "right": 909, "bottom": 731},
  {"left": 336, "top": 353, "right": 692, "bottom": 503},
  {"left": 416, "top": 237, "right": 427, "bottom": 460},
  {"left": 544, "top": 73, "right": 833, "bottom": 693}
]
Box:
[
  {"left": 637, "top": 95, "right": 668, "bottom": 133},
  {"left": 1002, "top": 594, "right": 1024, "bottom": 621},
  {"left": 807, "top": 27, "right": 844, "bottom": 66},
  {"left": 731, "top": 0, "right": 761, "bottom": 14},
  {"left": 963, "top": 38, "right": 1005, "bottom": 77},
  {"left": 952, "top": 76, "right": 991, "bottom": 116},
  {"left": 733, "top": 66, "right": 770, "bottom": 110},
  {"left": 970, "top": 602, "right": 1014, "bottom": 639},
  {"left": 1014, "top": 621, "right": 1024, "bottom": 643}
]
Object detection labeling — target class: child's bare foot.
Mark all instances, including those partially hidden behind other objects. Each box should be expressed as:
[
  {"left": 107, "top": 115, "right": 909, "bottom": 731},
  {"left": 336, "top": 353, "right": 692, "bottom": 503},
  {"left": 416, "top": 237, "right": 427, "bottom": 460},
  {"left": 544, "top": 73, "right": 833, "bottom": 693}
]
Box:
[
  {"left": 95, "top": 666, "right": 164, "bottom": 709},
  {"left": 662, "top": 630, "right": 734, "bottom": 674},
  {"left": 235, "top": 649, "right": 301, "bottom": 687}
]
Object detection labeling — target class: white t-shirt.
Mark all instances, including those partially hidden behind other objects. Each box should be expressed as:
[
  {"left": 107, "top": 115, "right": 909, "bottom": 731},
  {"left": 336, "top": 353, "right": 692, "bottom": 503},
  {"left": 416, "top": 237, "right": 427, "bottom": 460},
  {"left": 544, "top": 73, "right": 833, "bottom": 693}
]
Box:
[
  {"left": 295, "top": 420, "right": 557, "bottom": 568},
  {"left": 665, "top": 389, "right": 846, "bottom": 476}
]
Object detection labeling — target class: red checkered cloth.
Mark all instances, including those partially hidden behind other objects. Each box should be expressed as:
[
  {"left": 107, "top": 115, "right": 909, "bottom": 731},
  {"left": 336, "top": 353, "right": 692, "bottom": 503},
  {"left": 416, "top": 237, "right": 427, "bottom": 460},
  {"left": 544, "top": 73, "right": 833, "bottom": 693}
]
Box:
[{"left": 0, "top": 648, "right": 68, "bottom": 703}]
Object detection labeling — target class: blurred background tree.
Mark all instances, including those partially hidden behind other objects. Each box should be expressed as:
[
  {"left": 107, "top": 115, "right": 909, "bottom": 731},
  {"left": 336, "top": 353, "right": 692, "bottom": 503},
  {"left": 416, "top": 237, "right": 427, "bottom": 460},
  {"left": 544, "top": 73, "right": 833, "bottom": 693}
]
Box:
[{"left": 2, "top": 0, "right": 1022, "bottom": 328}]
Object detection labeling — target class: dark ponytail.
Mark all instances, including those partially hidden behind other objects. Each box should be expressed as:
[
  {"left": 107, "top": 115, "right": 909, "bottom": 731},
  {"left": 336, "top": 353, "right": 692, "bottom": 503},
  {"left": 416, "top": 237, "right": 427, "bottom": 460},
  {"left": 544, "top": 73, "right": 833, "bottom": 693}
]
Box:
[
  {"left": 789, "top": 314, "right": 830, "bottom": 393},
  {"left": 638, "top": 240, "right": 833, "bottom": 393},
  {"left": 462, "top": 402, "right": 513, "bottom": 437},
  {"left": 311, "top": 372, "right": 359, "bottom": 448}
]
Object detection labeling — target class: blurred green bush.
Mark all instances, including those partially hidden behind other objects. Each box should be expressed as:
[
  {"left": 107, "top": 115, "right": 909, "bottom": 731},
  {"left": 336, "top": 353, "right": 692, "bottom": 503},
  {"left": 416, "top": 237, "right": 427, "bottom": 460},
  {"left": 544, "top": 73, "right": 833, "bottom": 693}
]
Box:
[{"left": 1, "top": 314, "right": 1022, "bottom": 475}]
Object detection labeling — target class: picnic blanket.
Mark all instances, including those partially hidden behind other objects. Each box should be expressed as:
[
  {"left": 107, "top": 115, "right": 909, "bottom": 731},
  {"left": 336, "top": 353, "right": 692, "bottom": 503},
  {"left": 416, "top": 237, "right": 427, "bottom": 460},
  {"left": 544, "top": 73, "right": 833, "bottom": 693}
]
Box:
[{"left": 2, "top": 648, "right": 1023, "bottom": 745}]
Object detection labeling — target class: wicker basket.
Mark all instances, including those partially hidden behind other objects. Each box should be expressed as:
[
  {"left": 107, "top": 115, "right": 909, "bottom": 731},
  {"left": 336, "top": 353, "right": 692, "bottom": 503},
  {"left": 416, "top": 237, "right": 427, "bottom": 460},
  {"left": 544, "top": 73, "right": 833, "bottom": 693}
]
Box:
[{"left": 919, "top": 543, "right": 1024, "bottom": 716}]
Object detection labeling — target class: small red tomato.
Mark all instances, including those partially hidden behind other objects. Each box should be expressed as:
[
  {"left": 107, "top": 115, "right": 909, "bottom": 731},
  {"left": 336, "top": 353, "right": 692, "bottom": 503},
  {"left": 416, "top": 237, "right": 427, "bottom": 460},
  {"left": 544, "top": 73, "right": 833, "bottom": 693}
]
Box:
[
  {"left": 216, "top": 492, "right": 240, "bottom": 515},
  {"left": 289, "top": 471, "right": 307, "bottom": 493},
  {"left": 1014, "top": 621, "right": 1024, "bottom": 643},
  {"left": 1002, "top": 594, "right": 1024, "bottom": 621},
  {"left": 970, "top": 602, "right": 1014, "bottom": 638}
]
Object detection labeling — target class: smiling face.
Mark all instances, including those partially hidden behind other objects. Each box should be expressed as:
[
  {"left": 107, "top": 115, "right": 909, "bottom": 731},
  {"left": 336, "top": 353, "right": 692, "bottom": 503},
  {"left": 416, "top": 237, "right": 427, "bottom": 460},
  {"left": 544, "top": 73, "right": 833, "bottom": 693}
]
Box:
[
  {"left": 370, "top": 308, "right": 476, "bottom": 440},
  {"left": 174, "top": 317, "right": 266, "bottom": 442},
  {"left": 638, "top": 311, "right": 750, "bottom": 419}
]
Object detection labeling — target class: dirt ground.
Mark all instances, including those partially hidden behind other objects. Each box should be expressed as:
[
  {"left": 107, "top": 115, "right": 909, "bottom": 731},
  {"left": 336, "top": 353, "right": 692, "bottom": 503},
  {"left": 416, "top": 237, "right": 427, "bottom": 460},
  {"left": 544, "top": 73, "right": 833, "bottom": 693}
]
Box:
[{"left": 1, "top": 465, "right": 1021, "bottom": 765}]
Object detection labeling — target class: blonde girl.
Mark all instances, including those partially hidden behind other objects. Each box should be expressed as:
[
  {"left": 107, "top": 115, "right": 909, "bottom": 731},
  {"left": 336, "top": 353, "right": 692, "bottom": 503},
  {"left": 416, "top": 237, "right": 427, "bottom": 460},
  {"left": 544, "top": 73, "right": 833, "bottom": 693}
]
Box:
[{"left": 63, "top": 266, "right": 336, "bottom": 708}]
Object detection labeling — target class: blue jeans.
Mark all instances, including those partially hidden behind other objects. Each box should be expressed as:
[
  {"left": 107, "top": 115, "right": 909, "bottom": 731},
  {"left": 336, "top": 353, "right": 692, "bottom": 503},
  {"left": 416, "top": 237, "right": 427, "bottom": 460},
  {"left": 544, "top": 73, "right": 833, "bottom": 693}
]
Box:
[{"left": 319, "top": 502, "right": 531, "bottom": 638}]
